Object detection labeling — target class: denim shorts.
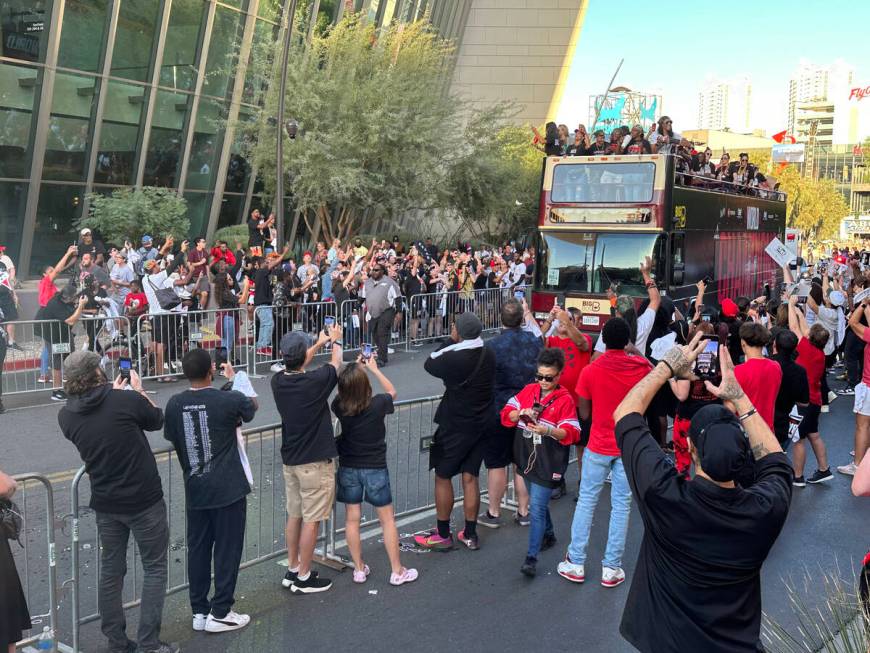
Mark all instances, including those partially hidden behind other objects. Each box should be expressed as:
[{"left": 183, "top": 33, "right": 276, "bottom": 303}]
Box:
[{"left": 336, "top": 467, "right": 393, "bottom": 507}]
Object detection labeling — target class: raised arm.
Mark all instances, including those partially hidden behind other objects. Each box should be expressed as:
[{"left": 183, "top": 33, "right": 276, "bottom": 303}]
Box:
[
  {"left": 640, "top": 256, "right": 660, "bottom": 313},
  {"left": 364, "top": 356, "right": 396, "bottom": 399},
  {"left": 556, "top": 310, "right": 589, "bottom": 350},
  {"left": 704, "top": 346, "right": 782, "bottom": 460},
  {"left": 49, "top": 245, "right": 78, "bottom": 281},
  {"left": 849, "top": 300, "right": 869, "bottom": 340},
  {"left": 787, "top": 295, "right": 809, "bottom": 339}
]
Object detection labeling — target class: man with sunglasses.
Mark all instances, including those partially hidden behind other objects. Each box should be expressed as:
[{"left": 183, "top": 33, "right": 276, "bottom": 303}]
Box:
[{"left": 361, "top": 263, "right": 401, "bottom": 366}]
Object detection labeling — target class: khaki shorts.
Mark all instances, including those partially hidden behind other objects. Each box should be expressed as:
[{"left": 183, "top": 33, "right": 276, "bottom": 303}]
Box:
[{"left": 283, "top": 460, "right": 336, "bottom": 523}]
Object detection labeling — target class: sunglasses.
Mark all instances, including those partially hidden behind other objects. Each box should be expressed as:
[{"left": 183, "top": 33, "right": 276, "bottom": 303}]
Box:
[{"left": 535, "top": 373, "right": 557, "bottom": 382}]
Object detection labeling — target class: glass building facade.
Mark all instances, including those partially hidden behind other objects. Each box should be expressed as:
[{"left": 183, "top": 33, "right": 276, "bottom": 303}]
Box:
[{"left": 0, "top": 0, "right": 472, "bottom": 276}]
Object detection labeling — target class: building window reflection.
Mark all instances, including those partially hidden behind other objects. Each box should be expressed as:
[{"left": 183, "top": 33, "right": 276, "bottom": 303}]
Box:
[
  {"left": 43, "top": 72, "right": 98, "bottom": 182},
  {"left": 94, "top": 80, "right": 146, "bottom": 185},
  {"left": 143, "top": 90, "right": 189, "bottom": 187},
  {"left": 0, "top": 62, "right": 39, "bottom": 178},
  {"left": 111, "top": 0, "right": 160, "bottom": 82},
  {"left": 29, "top": 183, "right": 85, "bottom": 275},
  {"left": 160, "top": 0, "right": 206, "bottom": 92}
]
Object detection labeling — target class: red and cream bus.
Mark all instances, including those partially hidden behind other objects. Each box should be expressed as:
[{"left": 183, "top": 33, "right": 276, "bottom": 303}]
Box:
[{"left": 531, "top": 154, "right": 787, "bottom": 330}]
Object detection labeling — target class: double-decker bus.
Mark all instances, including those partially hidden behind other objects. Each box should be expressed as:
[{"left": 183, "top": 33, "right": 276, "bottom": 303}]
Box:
[{"left": 531, "top": 154, "right": 787, "bottom": 331}]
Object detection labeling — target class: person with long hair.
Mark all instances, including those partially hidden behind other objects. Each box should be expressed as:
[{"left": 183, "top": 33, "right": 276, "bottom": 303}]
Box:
[
  {"left": 650, "top": 116, "right": 679, "bottom": 153},
  {"left": 332, "top": 357, "right": 418, "bottom": 586},
  {"left": 213, "top": 270, "right": 250, "bottom": 367}
]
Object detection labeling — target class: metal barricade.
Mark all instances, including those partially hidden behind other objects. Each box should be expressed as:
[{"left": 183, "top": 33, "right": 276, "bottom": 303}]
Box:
[
  {"left": 66, "top": 422, "right": 323, "bottom": 652},
  {"left": 11, "top": 473, "right": 60, "bottom": 653},
  {"left": 337, "top": 298, "right": 408, "bottom": 354},
  {"left": 250, "top": 299, "right": 340, "bottom": 372},
  {"left": 76, "top": 315, "right": 132, "bottom": 384},
  {"left": 1, "top": 319, "right": 65, "bottom": 396},
  {"left": 135, "top": 308, "right": 251, "bottom": 380}
]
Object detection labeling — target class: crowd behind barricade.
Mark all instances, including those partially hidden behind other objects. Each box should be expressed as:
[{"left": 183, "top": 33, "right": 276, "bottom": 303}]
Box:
[
  {"left": 4, "top": 241, "right": 870, "bottom": 653},
  {"left": 0, "top": 216, "right": 536, "bottom": 411},
  {"left": 537, "top": 115, "right": 782, "bottom": 199}
]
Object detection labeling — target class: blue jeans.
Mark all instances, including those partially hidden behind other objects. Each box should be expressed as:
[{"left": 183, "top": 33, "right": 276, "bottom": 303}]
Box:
[
  {"left": 566, "top": 449, "right": 631, "bottom": 569},
  {"left": 527, "top": 480, "right": 555, "bottom": 560},
  {"left": 221, "top": 313, "right": 235, "bottom": 355},
  {"left": 255, "top": 305, "right": 274, "bottom": 348},
  {"left": 40, "top": 343, "right": 50, "bottom": 376}
]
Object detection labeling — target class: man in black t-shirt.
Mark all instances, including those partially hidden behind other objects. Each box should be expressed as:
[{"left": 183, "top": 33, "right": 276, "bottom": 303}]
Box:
[
  {"left": 271, "top": 326, "right": 343, "bottom": 594},
  {"left": 37, "top": 284, "right": 88, "bottom": 401},
  {"left": 164, "top": 349, "right": 256, "bottom": 633},
  {"left": 770, "top": 330, "right": 809, "bottom": 449},
  {"left": 253, "top": 252, "right": 286, "bottom": 356},
  {"left": 612, "top": 336, "right": 792, "bottom": 653}
]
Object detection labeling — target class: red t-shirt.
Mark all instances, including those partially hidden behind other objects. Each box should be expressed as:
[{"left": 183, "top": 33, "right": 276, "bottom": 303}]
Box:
[
  {"left": 38, "top": 275, "right": 58, "bottom": 307},
  {"left": 795, "top": 337, "right": 825, "bottom": 405},
  {"left": 124, "top": 292, "right": 148, "bottom": 315},
  {"left": 187, "top": 248, "right": 207, "bottom": 277},
  {"left": 547, "top": 334, "right": 592, "bottom": 399},
  {"left": 734, "top": 357, "right": 782, "bottom": 430},
  {"left": 575, "top": 350, "right": 652, "bottom": 456}
]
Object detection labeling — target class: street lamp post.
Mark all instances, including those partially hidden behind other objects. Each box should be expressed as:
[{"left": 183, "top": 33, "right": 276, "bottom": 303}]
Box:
[{"left": 275, "top": 0, "right": 298, "bottom": 249}]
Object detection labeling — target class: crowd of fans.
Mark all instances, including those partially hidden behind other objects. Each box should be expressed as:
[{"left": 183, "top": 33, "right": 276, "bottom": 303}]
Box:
[
  {"left": 537, "top": 115, "right": 780, "bottom": 198},
  {"left": 4, "top": 232, "right": 870, "bottom": 652},
  {"left": 0, "top": 215, "right": 536, "bottom": 410}
]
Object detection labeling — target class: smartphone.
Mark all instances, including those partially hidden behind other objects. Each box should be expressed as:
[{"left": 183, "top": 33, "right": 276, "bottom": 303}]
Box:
[
  {"left": 693, "top": 336, "right": 719, "bottom": 379},
  {"left": 324, "top": 316, "right": 336, "bottom": 328},
  {"left": 214, "top": 346, "right": 228, "bottom": 368},
  {"left": 119, "top": 357, "right": 132, "bottom": 383},
  {"left": 701, "top": 314, "right": 711, "bottom": 323},
  {"left": 514, "top": 290, "right": 525, "bottom": 301}
]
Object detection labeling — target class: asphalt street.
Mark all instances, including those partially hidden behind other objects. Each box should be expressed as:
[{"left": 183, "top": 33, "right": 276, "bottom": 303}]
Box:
[{"left": 5, "top": 343, "right": 870, "bottom": 652}]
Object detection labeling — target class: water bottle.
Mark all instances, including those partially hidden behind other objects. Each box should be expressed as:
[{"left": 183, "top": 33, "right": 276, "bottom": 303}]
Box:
[{"left": 36, "top": 626, "right": 53, "bottom": 651}]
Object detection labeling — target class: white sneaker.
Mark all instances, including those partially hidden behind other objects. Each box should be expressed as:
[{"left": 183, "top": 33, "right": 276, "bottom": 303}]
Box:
[
  {"left": 601, "top": 566, "right": 626, "bottom": 588},
  {"left": 828, "top": 391, "right": 837, "bottom": 403},
  {"left": 387, "top": 347, "right": 395, "bottom": 354},
  {"left": 557, "top": 557, "right": 585, "bottom": 583},
  {"left": 837, "top": 462, "right": 858, "bottom": 476},
  {"left": 192, "top": 613, "right": 207, "bottom": 631},
  {"left": 204, "top": 611, "right": 250, "bottom": 633},
  {"left": 270, "top": 362, "right": 284, "bottom": 373},
  {"left": 821, "top": 404, "right": 830, "bottom": 413}
]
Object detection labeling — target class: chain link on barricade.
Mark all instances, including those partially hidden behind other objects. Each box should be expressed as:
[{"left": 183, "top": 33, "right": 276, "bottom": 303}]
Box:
[
  {"left": 11, "top": 473, "right": 61, "bottom": 653},
  {"left": 134, "top": 308, "right": 251, "bottom": 381}
]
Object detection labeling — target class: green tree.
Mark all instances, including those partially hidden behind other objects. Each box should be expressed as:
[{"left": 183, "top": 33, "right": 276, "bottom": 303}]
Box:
[
  {"left": 77, "top": 187, "right": 189, "bottom": 245},
  {"left": 241, "top": 13, "right": 508, "bottom": 243},
  {"left": 445, "top": 118, "right": 542, "bottom": 243},
  {"left": 776, "top": 165, "right": 851, "bottom": 239}
]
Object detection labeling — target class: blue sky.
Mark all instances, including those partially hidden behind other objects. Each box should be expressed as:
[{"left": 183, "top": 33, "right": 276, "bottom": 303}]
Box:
[{"left": 555, "top": 0, "right": 869, "bottom": 135}]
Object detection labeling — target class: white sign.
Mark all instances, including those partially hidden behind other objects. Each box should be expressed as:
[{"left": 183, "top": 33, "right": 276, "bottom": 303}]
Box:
[
  {"left": 854, "top": 288, "right": 870, "bottom": 305},
  {"left": 547, "top": 268, "right": 560, "bottom": 286},
  {"left": 764, "top": 237, "right": 792, "bottom": 267},
  {"left": 581, "top": 315, "right": 599, "bottom": 326},
  {"left": 52, "top": 342, "right": 71, "bottom": 354}
]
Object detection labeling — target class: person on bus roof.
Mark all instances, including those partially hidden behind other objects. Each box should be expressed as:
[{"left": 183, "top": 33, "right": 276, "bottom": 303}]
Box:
[
  {"left": 650, "top": 116, "right": 680, "bottom": 153},
  {"left": 585, "top": 130, "right": 610, "bottom": 155},
  {"left": 622, "top": 125, "right": 652, "bottom": 155}
]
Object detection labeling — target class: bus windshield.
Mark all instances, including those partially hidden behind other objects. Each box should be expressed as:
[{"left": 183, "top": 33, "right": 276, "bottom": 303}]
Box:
[
  {"left": 551, "top": 162, "right": 655, "bottom": 204},
  {"left": 536, "top": 232, "right": 663, "bottom": 295}
]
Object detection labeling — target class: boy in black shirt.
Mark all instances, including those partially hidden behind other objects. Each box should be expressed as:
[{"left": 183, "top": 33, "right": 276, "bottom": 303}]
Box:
[{"left": 164, "top": 349, "right": 257, "bottom": 634}]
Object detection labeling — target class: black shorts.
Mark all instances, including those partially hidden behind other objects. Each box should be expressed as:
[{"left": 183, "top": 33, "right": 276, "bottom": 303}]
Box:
[
  {"left": 150, "top": 314, "right": 177, "bottom": 345},
  {"left": 484, "top": 419, "right": 514, "bottom": 469},
  {"left": 797, "top": 403, "right": 821, "bottom": 438},
  {"left": 429, "top": 427, "right": 484, "bottom": 479}
]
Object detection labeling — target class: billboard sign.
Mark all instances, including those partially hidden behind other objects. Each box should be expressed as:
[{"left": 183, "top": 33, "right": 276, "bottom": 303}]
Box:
[{"left": 772, "top": 143, "right": 805, "bottom": 163}]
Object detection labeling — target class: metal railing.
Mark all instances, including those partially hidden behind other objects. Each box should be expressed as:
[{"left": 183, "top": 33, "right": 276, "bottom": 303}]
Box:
[
  {"left": 134, "top": 307, "right": 251, "bottom": 380},
  {"left": 12, "top": 390, "right": 548, "bottom": 652},
  {"left": 2, "top": 285, "right": 528, "bottom": 397},
  {"left": 10, "top": 473, "right": 60, "bottom": 653}
]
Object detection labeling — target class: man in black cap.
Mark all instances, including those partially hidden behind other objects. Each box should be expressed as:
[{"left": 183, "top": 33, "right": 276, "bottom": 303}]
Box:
[
  {"left": 416, "top": 312, "right": 495, "bottom": 551},
  {"left": 271, "top": 325, "right": 343, "bottom": 594},
  {"left": 611, "top": 333, "right": 792, "bottom": 653}
]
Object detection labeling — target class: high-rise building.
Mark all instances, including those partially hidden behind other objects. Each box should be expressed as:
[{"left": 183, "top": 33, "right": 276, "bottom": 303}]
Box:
[
  {"left": 696, "top": 76, "right": 751, "bottom": 132},
  {"left": 0, "top": 0, "right": 586, "bottom": 277},
  {"left": 787, "top": 59, "right": 854, "bottom": 140}
]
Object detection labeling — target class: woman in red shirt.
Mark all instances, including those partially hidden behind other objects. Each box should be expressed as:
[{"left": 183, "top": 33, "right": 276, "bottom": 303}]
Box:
[
  {"left": 787, "top": 296, "right": 834, "bottom": 486},
  {"left": 36, "top": 245, "right": 77, "bottom": 382},
  {"left": 501, "top": 348, "right": 580, "bottom": 578},
  {"left": 732, "top": 322, "right": 781, "bottom": 430}
]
